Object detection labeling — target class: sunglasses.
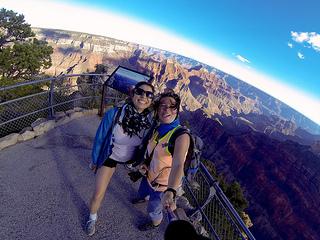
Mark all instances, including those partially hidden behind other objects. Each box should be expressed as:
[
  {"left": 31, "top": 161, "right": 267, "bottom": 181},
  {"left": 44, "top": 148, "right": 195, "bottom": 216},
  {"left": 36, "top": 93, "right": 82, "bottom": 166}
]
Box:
[
  {"left": 134, "top": 88, "right": 154, "bottom": 99},
  {"left": 159, "top": 103, "right": 178, "bottom": 111}
]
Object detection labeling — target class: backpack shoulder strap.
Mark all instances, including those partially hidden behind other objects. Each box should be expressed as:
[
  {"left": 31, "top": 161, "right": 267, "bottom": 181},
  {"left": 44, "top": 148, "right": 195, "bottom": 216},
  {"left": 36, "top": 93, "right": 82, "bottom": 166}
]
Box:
[{"left": 168, "top": 126, "right": 191, "bottom": 155}]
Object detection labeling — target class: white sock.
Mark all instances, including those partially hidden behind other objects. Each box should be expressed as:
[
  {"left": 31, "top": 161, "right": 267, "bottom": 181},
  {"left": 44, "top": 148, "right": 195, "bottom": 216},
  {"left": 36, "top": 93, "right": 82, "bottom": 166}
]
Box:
[{"left": 89, "top": 213, "right": 97, "bottom": 221}]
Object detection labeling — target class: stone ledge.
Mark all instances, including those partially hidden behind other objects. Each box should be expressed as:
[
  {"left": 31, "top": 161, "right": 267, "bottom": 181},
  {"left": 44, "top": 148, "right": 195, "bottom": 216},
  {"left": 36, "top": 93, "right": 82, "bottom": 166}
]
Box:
[{"left": 0, "top": 108, "right": 98, "bottom": 150}]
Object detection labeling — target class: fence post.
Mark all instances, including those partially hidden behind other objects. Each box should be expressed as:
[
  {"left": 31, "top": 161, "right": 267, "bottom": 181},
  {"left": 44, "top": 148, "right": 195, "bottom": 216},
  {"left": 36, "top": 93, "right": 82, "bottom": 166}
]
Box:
[
  {"left": 99, "top": 84, "right": 106, "bottom": 117},
  {"left": 48, "top": 77, "right": 55, "bottom": 119}
]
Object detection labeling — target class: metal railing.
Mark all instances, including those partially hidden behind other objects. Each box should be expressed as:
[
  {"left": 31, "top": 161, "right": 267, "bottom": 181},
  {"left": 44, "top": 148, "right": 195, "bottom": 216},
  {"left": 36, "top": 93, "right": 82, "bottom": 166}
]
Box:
[
  {"left": 0, "top": 74, "right": 110, "bottom": 137},
  {"left": 0, "top": 74, "right": 255, "bottom": 240},
  {"left": 182, "top": 163, "right": 255, "bottom": 240}
]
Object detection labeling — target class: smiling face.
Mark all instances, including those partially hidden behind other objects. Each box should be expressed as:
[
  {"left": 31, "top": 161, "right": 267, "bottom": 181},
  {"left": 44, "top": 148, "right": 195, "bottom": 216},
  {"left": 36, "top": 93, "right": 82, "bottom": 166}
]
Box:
[
  {"left": 132, "top": 84, "right": 154, "bottom": 113},
  {"left": 158, "top": 96, "right": 178, "bottom": 124}
]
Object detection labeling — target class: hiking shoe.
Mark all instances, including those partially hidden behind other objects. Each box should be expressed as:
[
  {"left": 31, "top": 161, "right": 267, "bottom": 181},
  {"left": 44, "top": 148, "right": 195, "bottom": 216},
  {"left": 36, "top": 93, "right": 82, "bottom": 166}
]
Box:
[
  {"left": 85, "top": 219, "right": 96, "bottom": 236},
  {"left": 131, "top": 197, "right": 146, "bottom": 204},
  {"left": 138, "top": 221, "right": 160, "bottom": 231}
]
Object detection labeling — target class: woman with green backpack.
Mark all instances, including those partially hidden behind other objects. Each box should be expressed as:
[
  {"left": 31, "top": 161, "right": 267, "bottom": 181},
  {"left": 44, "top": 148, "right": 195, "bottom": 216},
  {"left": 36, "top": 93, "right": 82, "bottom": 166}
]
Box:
[{"left": 132, "top": 91, "right": 191, "bottom": 231}]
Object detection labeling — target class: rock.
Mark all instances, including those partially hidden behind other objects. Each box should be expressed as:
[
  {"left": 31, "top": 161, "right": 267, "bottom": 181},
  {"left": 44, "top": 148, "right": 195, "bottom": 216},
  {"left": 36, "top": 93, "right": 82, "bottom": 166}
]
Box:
[
  {"left": 66, "top": 109, "right": 75, "bottom": 115},
  {"left": 31, "top": 118, "right": 47, "bottom": 128},
  {"left": 32, "top": 119, "right": 55, "bottom": 136},
  {"left": 18, "top": 130, "right": 35, "bottom": 142},
  {"left": 54, "top": 111, "right": 66, "bottom": 119},
  {"left": 19, "top": 127, "right": 33, "bottom": 134},
  {"left": 0, "top": 133, "right": 19, "bottom": 150},
  {"left": 241, "top": 212, "right": 253, "bottom": 228},
  {"left": 68, "top": 111, "right": 83, "bottom": 120},
  {"left": 176, "top": 195, "right": 193, "bottom": 211}
]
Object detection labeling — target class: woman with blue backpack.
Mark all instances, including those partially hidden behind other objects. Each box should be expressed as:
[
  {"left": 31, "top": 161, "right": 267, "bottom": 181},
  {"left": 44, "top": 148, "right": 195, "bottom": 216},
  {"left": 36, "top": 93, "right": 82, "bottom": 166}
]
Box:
[
  {"left": 86, "top": 81, "right": 155, "bottom": 236},
  {"left": 132, "top": 91, "right": 191, "bottom": 231}
]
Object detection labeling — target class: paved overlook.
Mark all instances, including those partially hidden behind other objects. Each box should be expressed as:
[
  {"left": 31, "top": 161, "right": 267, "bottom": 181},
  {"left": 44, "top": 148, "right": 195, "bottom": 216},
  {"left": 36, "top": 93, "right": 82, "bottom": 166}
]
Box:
[{"left": 0, "top": 115, "right": 165, "bottom": 240}]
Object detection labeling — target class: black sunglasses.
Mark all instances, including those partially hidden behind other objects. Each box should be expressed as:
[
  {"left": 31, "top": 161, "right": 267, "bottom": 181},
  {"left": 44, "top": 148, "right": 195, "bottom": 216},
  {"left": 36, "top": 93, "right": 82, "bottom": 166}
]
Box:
[{"left": 134, "top": 88, "right": 154, "bottom": 99}]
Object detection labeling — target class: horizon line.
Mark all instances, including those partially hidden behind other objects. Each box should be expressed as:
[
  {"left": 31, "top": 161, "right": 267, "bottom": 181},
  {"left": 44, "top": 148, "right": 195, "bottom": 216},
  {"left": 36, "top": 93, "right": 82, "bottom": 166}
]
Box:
[{"left": 1, "top": 0, "right": 320, "bottom": 125}]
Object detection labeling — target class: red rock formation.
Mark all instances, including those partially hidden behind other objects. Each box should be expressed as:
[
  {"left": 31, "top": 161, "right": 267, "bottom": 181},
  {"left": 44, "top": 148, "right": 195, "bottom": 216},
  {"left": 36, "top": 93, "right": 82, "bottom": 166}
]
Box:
[{"left": 181, "top": 110, "right": 320, "bottom": 240}]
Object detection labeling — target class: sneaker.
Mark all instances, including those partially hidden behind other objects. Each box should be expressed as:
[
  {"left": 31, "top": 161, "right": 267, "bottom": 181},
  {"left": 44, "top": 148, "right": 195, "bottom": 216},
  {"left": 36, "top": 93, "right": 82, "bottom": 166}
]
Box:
[
  {"left": 131, "top": 197, "right": 146, "bottom": 204},
  {"left": 85, "top": 219, "right": 96, "bottom": 236},
  {"left": 138, "top": 221, "right": 160, "bottom": 231}
]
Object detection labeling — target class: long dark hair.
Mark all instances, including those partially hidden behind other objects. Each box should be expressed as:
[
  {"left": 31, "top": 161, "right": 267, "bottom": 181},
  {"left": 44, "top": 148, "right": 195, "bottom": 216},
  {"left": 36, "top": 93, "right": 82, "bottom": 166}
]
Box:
[{"left": 135, "top": 81, "right": 155, "bottom": 92}]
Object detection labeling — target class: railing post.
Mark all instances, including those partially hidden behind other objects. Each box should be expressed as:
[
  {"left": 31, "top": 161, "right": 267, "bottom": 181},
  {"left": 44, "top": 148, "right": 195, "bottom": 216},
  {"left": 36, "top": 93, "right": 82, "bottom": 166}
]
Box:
[
  {"left": 99, "top": 84, "right": 106, "bottom": 117},
  {"left": 48, "top": 77, "right": 55, "bottom": 119}
]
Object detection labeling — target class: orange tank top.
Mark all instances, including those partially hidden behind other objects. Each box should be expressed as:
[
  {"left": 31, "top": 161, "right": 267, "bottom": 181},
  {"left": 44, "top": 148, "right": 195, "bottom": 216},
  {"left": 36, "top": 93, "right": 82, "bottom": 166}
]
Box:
[{"left": 147, "top": 126, "right": 180, "bottom": 191}]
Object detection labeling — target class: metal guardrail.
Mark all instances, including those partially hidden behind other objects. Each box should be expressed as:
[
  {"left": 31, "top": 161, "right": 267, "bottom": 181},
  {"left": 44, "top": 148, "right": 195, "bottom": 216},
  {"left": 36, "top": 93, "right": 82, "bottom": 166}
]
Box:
[
  {"left": 0, "top": 74, "right": 111, "bottom": 137},
  {"left": 182, "top": 162, "right": 255, "bottom": 240},
  {"left": 0, "top": 74, "right": 255, "bottom": 240}
]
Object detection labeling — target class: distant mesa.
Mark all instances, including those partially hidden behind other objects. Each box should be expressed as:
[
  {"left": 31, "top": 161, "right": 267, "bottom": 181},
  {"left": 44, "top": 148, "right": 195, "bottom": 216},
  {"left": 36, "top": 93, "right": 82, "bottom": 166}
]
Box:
[{"left": 32, "top": 27, "right": 320, "bottom": 136}]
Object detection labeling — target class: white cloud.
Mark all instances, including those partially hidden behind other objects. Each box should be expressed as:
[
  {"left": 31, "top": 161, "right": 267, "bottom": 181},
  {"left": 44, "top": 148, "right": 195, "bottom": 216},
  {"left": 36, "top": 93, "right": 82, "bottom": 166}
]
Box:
[
  {"left": 288, "top": 42, "right": 293, "bottom": 48},
  {"left": 236, "top": 54, "right": 251, "bottom": 64},
  {"left": 308, "top": 33, "right": 320, "bottom": 51},
  {"left": 291, "top": 31, "right": 320, "bottom": 52},
  {"left": 297, "top": 52, "right": 304, "bottom": 59},
  {"left": 1, "top": 0, "right": 320, "bottom": 125},
  {"left": 291, "top": 31, "right": 309, "bottom": 42}
]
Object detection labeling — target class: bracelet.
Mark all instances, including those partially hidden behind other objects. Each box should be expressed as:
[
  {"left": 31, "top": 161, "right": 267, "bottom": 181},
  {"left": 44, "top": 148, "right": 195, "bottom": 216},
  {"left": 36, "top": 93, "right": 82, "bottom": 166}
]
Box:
[{"left": 164, "top": 188, "right": 177, "bottom": 200}]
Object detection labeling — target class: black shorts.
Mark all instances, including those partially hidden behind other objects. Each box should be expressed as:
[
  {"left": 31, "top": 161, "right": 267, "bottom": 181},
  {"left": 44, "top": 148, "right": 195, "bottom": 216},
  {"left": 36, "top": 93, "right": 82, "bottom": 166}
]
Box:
[{"left": 103, "top": 158, "right": 129, "bottom": 168}]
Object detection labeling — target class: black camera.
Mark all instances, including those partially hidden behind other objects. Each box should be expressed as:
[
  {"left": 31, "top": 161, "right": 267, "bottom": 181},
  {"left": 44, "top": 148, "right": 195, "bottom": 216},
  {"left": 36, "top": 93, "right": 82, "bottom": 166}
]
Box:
[{"left": 128, "top": 171, "right": 144, "bottom": 182}]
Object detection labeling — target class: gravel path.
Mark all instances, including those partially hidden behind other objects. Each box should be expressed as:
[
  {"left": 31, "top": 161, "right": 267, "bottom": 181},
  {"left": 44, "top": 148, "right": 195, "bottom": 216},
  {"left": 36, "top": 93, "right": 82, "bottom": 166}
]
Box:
[{"left": 0, "top": 115, "right": 166, "bottom": 240}]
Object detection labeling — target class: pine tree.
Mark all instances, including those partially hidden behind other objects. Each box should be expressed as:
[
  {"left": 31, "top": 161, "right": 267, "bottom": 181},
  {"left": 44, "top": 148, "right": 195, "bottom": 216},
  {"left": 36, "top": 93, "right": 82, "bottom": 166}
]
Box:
[{"left": 0, "top": 8, "right": 53, "bottom": 84}]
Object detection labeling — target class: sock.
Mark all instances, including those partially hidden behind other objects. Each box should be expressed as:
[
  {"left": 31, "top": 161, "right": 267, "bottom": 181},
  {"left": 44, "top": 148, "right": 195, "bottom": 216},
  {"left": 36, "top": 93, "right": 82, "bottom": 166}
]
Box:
[{"left": 89, "top": 213, "right": 97, "bottom": 221}]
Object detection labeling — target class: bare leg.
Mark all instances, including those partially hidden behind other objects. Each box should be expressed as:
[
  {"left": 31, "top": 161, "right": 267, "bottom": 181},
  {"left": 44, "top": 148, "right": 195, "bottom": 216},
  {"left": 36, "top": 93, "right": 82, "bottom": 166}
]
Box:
[{"left": 89, "top": 166, "right": 116, "bottom": 214}]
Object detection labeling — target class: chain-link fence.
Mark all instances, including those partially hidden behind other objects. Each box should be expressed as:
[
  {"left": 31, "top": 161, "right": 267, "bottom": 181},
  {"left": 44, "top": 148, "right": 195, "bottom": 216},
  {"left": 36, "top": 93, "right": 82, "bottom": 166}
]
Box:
[
  {"left": 0, "top": 74, "right": 109, "bottom": 137},
  {"left": 182, "top": 163, "right": 255, "bottom": 240}
]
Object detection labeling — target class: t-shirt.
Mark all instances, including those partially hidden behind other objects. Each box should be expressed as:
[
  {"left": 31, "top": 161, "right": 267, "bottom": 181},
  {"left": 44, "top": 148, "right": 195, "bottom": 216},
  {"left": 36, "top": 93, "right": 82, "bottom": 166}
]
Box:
[{"left": 109, "top": 108, "right": 143, "bottom": 162}]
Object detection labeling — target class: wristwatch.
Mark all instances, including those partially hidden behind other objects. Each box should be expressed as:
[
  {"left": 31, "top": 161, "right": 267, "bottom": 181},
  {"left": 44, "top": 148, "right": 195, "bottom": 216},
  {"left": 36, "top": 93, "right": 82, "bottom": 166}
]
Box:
[{"left": 164, "top": 188, "right": 177, "bottom": 200}]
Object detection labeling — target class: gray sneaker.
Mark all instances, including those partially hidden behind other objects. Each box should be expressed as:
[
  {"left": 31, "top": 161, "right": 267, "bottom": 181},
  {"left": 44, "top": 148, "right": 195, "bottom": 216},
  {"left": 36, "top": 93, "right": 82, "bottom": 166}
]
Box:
[{"left": 85, "top": 219, "right": 96, "bottom": 236}]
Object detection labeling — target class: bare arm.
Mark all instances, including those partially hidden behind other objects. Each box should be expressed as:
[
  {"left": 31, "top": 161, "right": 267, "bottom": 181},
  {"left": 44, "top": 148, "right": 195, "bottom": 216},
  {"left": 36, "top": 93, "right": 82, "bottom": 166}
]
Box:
[
  {"left": 162, "top": 133, "right": 190, "bottom": 209},
  {"left": 167, "top": 133, "right": 190, "bottom": 189}
]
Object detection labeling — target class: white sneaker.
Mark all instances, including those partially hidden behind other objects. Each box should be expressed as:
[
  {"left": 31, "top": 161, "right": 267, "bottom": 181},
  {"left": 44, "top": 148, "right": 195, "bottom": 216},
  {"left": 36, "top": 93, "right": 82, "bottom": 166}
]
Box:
[{"left": 85, "top": 219, "right": 96, "bottom": 236}]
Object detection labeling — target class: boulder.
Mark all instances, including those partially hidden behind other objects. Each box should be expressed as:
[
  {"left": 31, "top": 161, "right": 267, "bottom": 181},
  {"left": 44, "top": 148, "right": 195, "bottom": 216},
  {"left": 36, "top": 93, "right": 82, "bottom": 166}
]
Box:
[
  {"left": 54, "top": 111, "right": 66, "bottom": 120},
  {"left": 0, "top": 133, "right": 19, "bottom": 150},
  {"left": 69, "top": 111, "right": 83, "bottom": 120},
  {"left": 18, "top": 130, "right": 36, "bottom": 142},
  {"left": 32, "top": 119, "right": 55, "bottom": 136}
]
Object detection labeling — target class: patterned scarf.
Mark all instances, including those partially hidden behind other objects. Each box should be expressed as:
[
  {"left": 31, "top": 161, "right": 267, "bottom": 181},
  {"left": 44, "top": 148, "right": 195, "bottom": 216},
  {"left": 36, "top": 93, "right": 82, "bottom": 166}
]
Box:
[{"left": 121, "top": 102, "right": 151, "bottom": 138}]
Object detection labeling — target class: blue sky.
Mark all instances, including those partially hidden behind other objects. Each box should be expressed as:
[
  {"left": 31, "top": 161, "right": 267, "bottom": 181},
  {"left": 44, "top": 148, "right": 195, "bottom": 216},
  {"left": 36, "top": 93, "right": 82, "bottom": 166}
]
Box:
[
  {"left": 1, "top": 0, "right": 320, "bottom": 124},
  {"left": 74, "top": 0, "right": 320, "bottom": 97}
]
